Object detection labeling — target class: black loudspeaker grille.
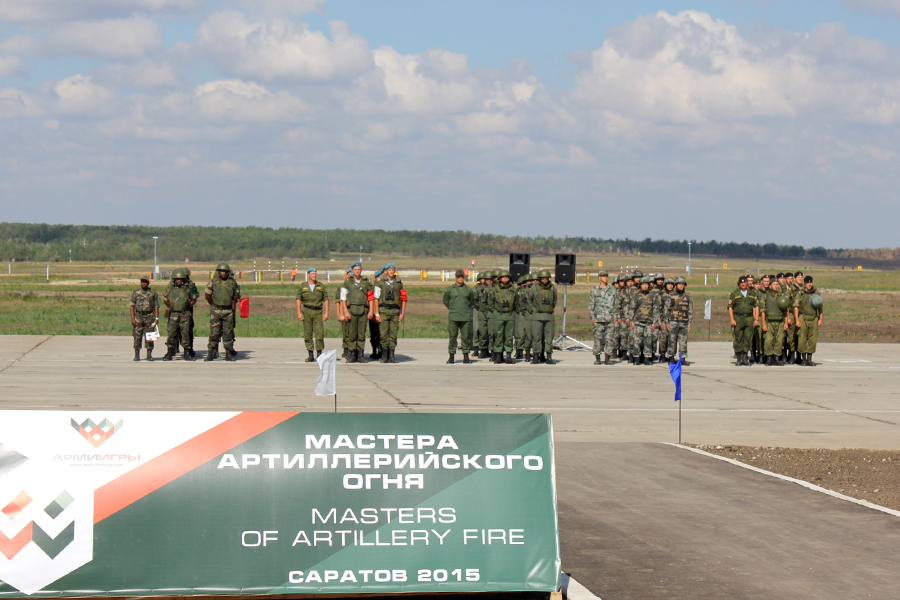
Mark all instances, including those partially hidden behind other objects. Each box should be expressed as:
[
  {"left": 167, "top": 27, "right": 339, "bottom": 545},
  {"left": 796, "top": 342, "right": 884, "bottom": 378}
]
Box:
[
  {"left": 509, "top": 253, "right": 531, "bottom": 282},
  {"left": 555, "top": 253, "right": 576, "bottom": 285}
]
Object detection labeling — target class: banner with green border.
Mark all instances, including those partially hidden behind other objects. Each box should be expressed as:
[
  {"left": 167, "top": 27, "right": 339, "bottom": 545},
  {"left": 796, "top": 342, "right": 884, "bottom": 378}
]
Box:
[{"left": 0, "top": 412, "right": 559, "bottom": 596}]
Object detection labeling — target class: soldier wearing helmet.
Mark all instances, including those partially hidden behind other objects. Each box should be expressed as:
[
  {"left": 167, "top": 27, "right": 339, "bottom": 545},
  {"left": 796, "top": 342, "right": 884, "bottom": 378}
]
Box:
[
  {"left": 528, "top": 269, "right": 558, "bottom": 364},
  {"left": 204, "top": 263, "right": 241, "bottom": 361},
  {"left": 759, "top": 277, "right": 788, "bottom": 366},
  {"left": 162, "top": 267, "right": 199, "bottom": 361},
  {"left": 794, "top": 275, "right": 824, "bottom": 366},
  {"left": 626, "top": 277, "right": 657, "bottom": 364},
  {"left": 663, "top": 276, "right": 693, "bottom": 364},
  {"left": 515, "top": 274, "right": 534, "bottom": 361},
  {"left": 648, "top": 273, "right": 666, "bottom": 361},
  {"left": 489, "top": 270, "right": 517, "bottom": 363},
  {"left": 473, "top": 272, "right": 490, "bottom": 357}
]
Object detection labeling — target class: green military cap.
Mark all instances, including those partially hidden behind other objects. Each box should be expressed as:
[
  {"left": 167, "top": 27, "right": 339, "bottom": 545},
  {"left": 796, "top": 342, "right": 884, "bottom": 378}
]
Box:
[
  {"left": 455, "top": 269, "right": 466, "bottom": 277},
  {"left": 598, "top": 270, "right": 609, "bottom": 277},
  {"left": 140, "top": 276, "right": 150, "bottom": 283}
]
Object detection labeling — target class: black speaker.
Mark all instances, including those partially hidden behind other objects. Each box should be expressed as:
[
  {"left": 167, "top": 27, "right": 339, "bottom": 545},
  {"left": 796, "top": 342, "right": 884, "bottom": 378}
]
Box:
[
  {"left": 509, "top": 253, "right": 530, "bottom": 282},
  {"left": 555, "top": 253, "right": 576, "bottom": 285}
]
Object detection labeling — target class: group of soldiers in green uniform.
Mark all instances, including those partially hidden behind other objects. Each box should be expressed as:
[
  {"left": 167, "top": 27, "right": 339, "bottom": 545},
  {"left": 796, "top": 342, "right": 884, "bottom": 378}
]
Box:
[
  {"left": 462, "top": 269, "right": 558, "bottom": 364},
  {"left": 295, "top": 262, "right": 408, "bottom": 364},
  {"left": 129, "top": 264, "right": 241, "bottom": 362},
  {"left": 588, "top": 270, "right": 694, "bottom": 366},
  {"left": 728, "top": 272, "right": 824, "bottom": 366}
]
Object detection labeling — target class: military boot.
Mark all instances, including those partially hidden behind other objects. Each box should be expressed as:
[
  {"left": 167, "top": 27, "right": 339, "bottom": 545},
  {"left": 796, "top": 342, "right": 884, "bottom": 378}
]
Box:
[
  {"left": 604, "top": 354, "right": 611, "bottom": 365},
  {"left": 133, "top": 350, "right": 141, "bottom": 362},
  {"left": 447, "top": 354, "right": 455, "bottom": 364},
  {"left": 306, "top": 351, "right": 315, "bottom": 363},
  {"left": 183, "top": 349, "right": 194, "bottom": 361},
  {"left": 204, "top": 347, "right": 216, "bottom": 361},
  {"left": 545, "top": 352, "right": 555, "bottom": 365},
  {"left": 163, "top": 347, "right": 175, "bottom": 361},
  {"left": 594, "top": 355, "right": 602, "bottom": 365},
  {"left": 462, "top": 353, "right": 471, "bottom": 364},
  {"left": 480, "top": 348, "right": 490, "bottom": 359},
  {"left": 381, "top": 348, "right": 390, "bottom": 363},
  {"left": 146, "top": 349, "right": 154, "bottom": 362},
  {"left": 357, "top": 349, "right": 368, "bottom": 364},
  {"left": 346, "top": 350, "right": 357, "bottom": 363},
  {"left": 317, "top": 350, "right": 322, "bottom": 358},
  {"left": 515, "top": 349, "right": 523, "bottom": 360},
  {"left": 389, "top": 349, "right": 399, "bottom": 363},
  {"left": 525, "top": 349, "right": 532, "bottom": 361},
  {"left": 224, "top": 349, "right": 236, "bottom": 361},
  {"left": 531, "top": 352, "right": 540, "bottom": 365},
  {"left": 505, "top": 352, "right": 515, "bottom": 364}
]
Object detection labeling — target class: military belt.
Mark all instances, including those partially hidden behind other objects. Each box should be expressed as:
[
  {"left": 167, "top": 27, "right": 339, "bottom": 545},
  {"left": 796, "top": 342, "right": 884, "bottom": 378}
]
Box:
[
  {"left": 214, "top": 304, "right": 233, "bottom": 309},
  {"left": 135, "top": 310, "right": 154, "bottom": 315},
  {"left": 734, "top": 312, "right": 754, "bottom": 316},
  {"left": 302, "top": 306, "right": 323, "bottom": 310}
]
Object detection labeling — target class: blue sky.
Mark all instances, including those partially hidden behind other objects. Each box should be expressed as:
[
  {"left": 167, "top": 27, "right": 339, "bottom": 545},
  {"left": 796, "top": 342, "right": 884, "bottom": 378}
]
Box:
[{"left": 1, "top": 0, "right": 899, "bottom": 248}]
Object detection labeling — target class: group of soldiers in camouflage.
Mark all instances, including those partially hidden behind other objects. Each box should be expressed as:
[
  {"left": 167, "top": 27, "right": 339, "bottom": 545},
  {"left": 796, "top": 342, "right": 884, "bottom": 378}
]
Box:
[
  {"left": 460, "top": 269, "right": 558, "bottom": 364},
  {"left": 295, "top": 262, "right": 408, "bottom": 364},
  {"left": 589, "top": 270, "right": 693, "bottom": 366},
  {"left": 728, "top": 272, "right": 824, "bottom": 367},
  {"left": 129, "top": 264, "right": 241, "bottom": 362}
]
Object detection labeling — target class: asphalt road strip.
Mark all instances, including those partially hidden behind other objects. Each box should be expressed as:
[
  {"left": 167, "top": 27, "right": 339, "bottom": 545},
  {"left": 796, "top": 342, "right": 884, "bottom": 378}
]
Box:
[
  {"left": 562, "top": 572, "right": 602, "bottom": 600},
  {"left": 666, "top": 442, "right": 900, "bottom": 518}
]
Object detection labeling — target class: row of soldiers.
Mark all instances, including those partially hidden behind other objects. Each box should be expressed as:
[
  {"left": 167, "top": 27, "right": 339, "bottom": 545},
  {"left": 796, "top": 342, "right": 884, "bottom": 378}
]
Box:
[
  {"left": 129, "top": 264, "right": 241, "bottom": 361},
  {"left": 727, "top": 272, "right": 824, "bottom": 366}
]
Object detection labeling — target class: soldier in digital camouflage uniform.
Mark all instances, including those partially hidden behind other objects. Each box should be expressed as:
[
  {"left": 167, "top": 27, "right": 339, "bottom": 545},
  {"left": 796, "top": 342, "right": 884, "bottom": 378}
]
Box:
[
  {"left": 649, "top": 273, "right": 666, "bottom": 361},
  {"left": 657, "top": 277, "right": 676, "bottom": 362},
  {"left": 205, "top": 263, "right": 241, "bottom": 361},
  {"left": 588, "top": 270, "right": 620, "bottom": 365},
  {"left": 296, "top": 267, "right": 329, "bottom": 362},
  {"left": 130, "top": 277, "right": 159, "bottom": 361},
  {"left": 627, "top": 276, "right": 658, "bottom": 365},
  {"left": 163, "top": 268, "right": 199, "bottom": 361},
  {"left": 514, "top": 274, "right": 533, "bottom": 361},
  {"left": 613, "top": 274, "right": 629, "bottom": 358},
  {"left": 373, "top": 263, "right": 406, "bottom": 363},
  {"left": 623, "top": 270, "right": 643, "bottom": 360},
  {"left": 664, "top": 276, "right": 693, "bottom": 364}
]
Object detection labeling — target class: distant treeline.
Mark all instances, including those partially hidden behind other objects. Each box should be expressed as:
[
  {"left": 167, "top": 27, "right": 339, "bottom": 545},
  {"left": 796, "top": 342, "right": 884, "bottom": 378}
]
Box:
[{"left": 0, "top": 222, "right": 849, "bottom": 262}]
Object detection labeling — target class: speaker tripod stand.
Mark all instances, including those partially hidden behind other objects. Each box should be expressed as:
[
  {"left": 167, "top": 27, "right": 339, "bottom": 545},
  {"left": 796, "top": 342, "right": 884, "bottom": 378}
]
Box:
[{"left": 553, "top": 284, "right": 591, "bottom": 350}]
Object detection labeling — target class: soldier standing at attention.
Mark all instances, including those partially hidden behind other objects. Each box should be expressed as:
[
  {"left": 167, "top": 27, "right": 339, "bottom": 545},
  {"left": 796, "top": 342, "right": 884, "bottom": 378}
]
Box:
[
  {"left": 373, "top": 263, "right": 406, "bottom": 363},
  {"left": 130, "top": 277, "right": 159, "bottom": 361},
  {"left": 205, "top": 263, "right": 241, "bottom": 361},
  {"left": 369, "top": 268, "right": 383, "bottom": 361},
  {"left": 444, "top": 269, "right": 475, "bottom": 364},
  {"left": 296, "top": 267, "right": 329, "bottom": 363},
  {"left": 162, "top": 268, "right": 198, "bottom": 361},
  {"left": 473, "top": 273, "right": 489, "bottom": 357},
  {"left": 794, "top": 276, "right": 824, "bottom": 366},
  {"left": 515, "top": 274, "right": 533, "bottom": 361},
  {"left": 529, "top": 269, "right": 558, "bottom": 364},
  {"left": 340, "top": 262, "right": 374, "bottom": 364},
  {"left": 614, "top": 275, "right": 629, "bottom": 358},
  {"left": 649, "top": 273, "right": 666, "bottom": 361},
  {"left": 336, "top": 268, "right": 351, "bottom": 359},
  {"left": 589, "top": 270, "right": 619, "bottom": 365},
  {"left": 627, "top": 277, "right": 657, "bottom": 365},
  {"left": 760, "top": 278, "right": 789, "bottom": 366},
  {"left": 664, "top": 276, "right": 693, "bottom": 364},
  {"left": 490, "top": 270, "right": 517, "bottom": 364},
  {"left": 728, "top": 275, "right": 759, "bottom": 366}
]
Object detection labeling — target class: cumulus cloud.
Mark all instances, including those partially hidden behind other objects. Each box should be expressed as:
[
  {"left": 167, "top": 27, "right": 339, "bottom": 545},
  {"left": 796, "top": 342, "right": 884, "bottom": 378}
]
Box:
[
  {"left": 95, "top": 60, "right": 181, "bottom": 90},
  {"left": 843, "top": 0, "right": 900, "bottom": 16},
  {"left": 237, "top": 0, "right": 326, "bottom": 17},
  {"left": 192, "top": 78, "right": 308, "bottom": 121},
  {"left": 53, "top": 74, "right": 115, "bottom": 114},
  {"left": 0, "top": 0, "right": 202, "bottom": 23},
  {"left": 571, "top": 10, "right": 900, "bottom": 127},
  {"left": 44, "top": 17, "right": 164, "bottom": 60},
  {"left": 0, "top": 88, "right": 42, "bottom": 119},
  {"left": 196, "top": 10, "right": 372, "bottom": 82},
  {"left": 0, "top": 55, "right": 26, "bottom": 78}
]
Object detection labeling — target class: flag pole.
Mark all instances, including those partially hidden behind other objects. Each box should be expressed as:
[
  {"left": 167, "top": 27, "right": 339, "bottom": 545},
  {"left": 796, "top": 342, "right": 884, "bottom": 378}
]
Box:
[
  {"left": 334, "top": 393, "right": 337, "bottom": 413},
  {"left": 679, "top": 396, "right": 682, "bottom": 444}
]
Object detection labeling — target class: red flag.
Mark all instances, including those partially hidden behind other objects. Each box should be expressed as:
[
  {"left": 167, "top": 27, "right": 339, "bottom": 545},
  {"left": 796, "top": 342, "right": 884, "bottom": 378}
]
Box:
[{"left": 239, "top": 298, "right": 250, "bottom": 318}]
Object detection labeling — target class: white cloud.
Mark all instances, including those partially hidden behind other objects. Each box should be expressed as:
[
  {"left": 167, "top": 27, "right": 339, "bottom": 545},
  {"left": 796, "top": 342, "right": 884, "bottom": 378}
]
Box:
[
  {"left": 843, "top": 0, "right": 900, "bottom": 16},
  {"left": 53, "top": 74, "right": 115, "bottom": 114},
  {"left": 192, "top": 78, "right": 308, "bottom": 121},
  {"left": 47, "top": 17, "right": 164, "bottom": 60},
  {"left": 196, "top": 10, "right": 372, "bottom": 82},
  {"left": 0, "top": 55, "right": 26, "bottom": 78},
  {"left": 0, "top": 0, "right": 202, "bottom": 23},
  {"left": 237, "top": 0, "right": 326, "bottom": 17},
  {"left": 0, "top": 88, "right": 42, "bottom": 119},
  {"left": 96, "top": 60, "right": 180, "bottom": 90}
]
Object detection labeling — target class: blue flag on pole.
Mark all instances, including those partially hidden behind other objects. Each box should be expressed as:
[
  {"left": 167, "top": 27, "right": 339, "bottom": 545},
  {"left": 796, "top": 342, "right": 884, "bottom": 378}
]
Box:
[{"left": 668, "top": 355, "right": 683, "bottom": 401}]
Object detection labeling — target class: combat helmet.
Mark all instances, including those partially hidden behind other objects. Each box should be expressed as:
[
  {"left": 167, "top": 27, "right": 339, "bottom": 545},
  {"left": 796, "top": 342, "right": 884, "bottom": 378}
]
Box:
[
  {"left": 675, "top": 276, "right": 686, "bottom": 284},
  {"left": 216, "top": 263, "right": 232, "bottom": 273},
  {"left": 665, "top": 277, "right": 675, "bottom": 285},
  {"left": 632, "top": 270, "right": 643, "bottom": 279},
  {"left": 641, "top": 276, "right": 652, "bottom": 285},
  {"left": 808, "top": 293, "right": 824, "bottom": 309},
  {"left": 537, "top": 269, "right": 551, "bottom": 279},
  {"left": 497, "top": 269, "right": 511, "bottom": 279},
  {"left": 171, "top": 267, "right": 188, "bottom": 280},
  {"left": 776, "top": 295, "right": 792, "bottom": 311}
]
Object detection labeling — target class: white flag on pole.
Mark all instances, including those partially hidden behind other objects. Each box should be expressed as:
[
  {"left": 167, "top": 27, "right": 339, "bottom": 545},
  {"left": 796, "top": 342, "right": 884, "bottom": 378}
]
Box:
[
  {"left": 704, "top": 299, "right": 712, "bottom": 320},
  {"left": 315, "top": 350, "right": 337, "bottom": 396}
]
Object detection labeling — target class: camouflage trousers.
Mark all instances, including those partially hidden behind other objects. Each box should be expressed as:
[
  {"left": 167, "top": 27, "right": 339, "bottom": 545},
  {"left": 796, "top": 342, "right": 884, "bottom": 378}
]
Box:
[
  {"left": 614, "top": 321, "right": 629, "bottom": 353},
  {"left": 797, "top": 317, "right": 819, "bottom": 354},
  {"left": 592, "top": 321, "right": 615, "bottom": 356},
  {"left": 208, "top": 306, "right": 236, "bottom": 350},
  {"left": 515, "top": 313, "right": 531, "bottom": 350},
  {"left": 631, "top": 322, "right": 655, "bottom": 358},
  {"left": 656, "top": 326, "right": 669, "bottom": 356},
  {"left": 133, "top": 313, "right": 157, "bottom": 350},
  {"left": 666, "top": 322, "right": 689, "bottom": 359},
  {"left": 475, "top": 310, "right": 490, "bottom": 349},
  {"left": 166, "top": 312, "right": 192, "bottom": 352},
  {"left": 763, "top": 320, "right": 785, "bottom": 356},
  {"left": 301, "top": 307, "right": 324, "bottom": 352}
]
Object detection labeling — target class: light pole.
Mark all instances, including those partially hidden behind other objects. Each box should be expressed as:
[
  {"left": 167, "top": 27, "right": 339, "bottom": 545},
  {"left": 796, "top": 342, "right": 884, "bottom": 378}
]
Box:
[
  {"left": 68, "top": 249, "right": 71, "bottom": 263},
  {"left": 359, "top": 246, "right": 362, "bottom": 264},
  {"left": 152, "top": 236, "right": 159, "bottom": 276},
  {"left": 687, "top": 241, "right": 692, "bottom": 276}
]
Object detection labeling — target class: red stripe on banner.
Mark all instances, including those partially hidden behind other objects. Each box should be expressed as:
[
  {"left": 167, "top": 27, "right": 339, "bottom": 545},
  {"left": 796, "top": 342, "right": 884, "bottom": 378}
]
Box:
[
  {"left": 93, "top": 412, "right": 298, "bottom": 523},
  {"left": 0, "top": 522, "right": 32, "bottom": 559}
]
